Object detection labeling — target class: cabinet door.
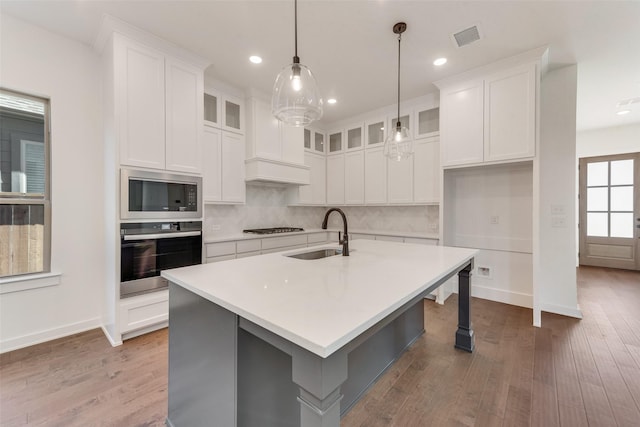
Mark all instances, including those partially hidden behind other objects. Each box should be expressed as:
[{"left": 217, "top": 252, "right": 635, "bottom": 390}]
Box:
[
  {"left": 204, "top": 91, "right": 220, "bottom": 128},
  {"left": 248, "top": 98, "right": 280, "bottom": 159},
  {"left": 221, "top": 132, "right": 246, "bottom": 203},
  {"left": 364, "top": 147, "right": 387, "bottom": 204},
  {"left": 310, "top": 153, "right": 326, "bottom": 205},
  {"left": 202, "top": 127, "right": 222, "bottom": 202},
  {"left": 346, "top": 124, "right": 364, "bottom": 151},
  {"left": 165, "top": 57, "right": 203, "bottom": 173},
  {"left": 345, "top": 151, "right": 365, "bottom": 204},
  {"left": 365, "top": 118, "right": 386, "bottom": 148},
  {"left": 484, "top": 63, "right": 536, "bottom": 162},
  {"left": 298, "top": 152, "right": 313, "bottom": 204},
  {"left": 326, "top": 154, "right": 345, "bottom": 205},
  {"left": 415, "top": 107, "right": 439, "bottom": 139},
  {"left": 328, "top": 131, "right": 344, "bottom": 153},
  {"left": 222, "top": 95, "right": 244, "bottom": 134},
  {"left": 413, "top": 138, "right": 440, "bottom": 203},
  {"left": 388, "top": 155, "right": 414, "bottom": 204},
  {"left": 281, "top": 124, "right": 304, "bottom": 164},
  {"left": 313, "top": 131, "right": 325, "bottom": 154},
  {"left": 440, "top": 80, "right": 484, "bottom": 166},
  {"left": 117, "top": 38, "right": 166, "bottom": 169}
]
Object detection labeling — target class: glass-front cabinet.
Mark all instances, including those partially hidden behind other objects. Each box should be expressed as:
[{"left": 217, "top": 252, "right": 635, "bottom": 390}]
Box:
[
  {"left": 387, "top": 114, "right": 411, "bottom": 139},
  {"left": 204, "top": 92, "right": 219, "bottom": 127},
  {"left": 328, "top": 130, "right": 343, "bottom": 153},
  {"left": 365, "top": 117, "right": 386, "bottom": 148},
  {"left": 304, "top": 128, "right": 325, "bottom": 154},
  {"left": 346, "top": 124, "right": 364, "bottom": 151},
  {"left": 222, "top": 96, "right": 243, "bottom": 133},
  {"left": 415, "top": 106, "right": 439, "bottom": 139}
]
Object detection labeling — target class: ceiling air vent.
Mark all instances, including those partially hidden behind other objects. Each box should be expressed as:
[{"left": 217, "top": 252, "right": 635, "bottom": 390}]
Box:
[{"left": 452, "top": 24, "right": 482, "bottom": 48}]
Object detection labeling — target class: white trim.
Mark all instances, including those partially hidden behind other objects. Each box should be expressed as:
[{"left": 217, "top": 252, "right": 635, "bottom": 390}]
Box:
[
  {"left": 0, "top": 317, "right": 101, "bottom": 354},
  {"left": 101, "top": 324, "right": 123, "bottom": 347},
  {"left": 541, "top": 303, "right": 583, "bottom": 319},
  {"left": 469, "top": 285, "right": 533, "bottom": 309},
  {"left": 0, "top": 271, "right": 61, "bottom": 294}
]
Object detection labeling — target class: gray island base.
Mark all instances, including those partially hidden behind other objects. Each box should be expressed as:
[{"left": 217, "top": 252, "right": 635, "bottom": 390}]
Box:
[{"left": 163, "top": 241, "right": 476, "bottom": 427}]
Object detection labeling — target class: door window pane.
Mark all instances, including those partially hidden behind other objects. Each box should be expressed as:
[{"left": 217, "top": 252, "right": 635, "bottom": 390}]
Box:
[
  {"left": 587, "top": 212, "right": 608, "bottom": 237},
  {"left": 587, "top": 162, "right": 608, "bottom": 186},
  {"left": 611, "top": 212, "right": 633, "bottom": 238},
  {"left": 587, "top": 187, "right": 608, "bottom": 211},
  {"left": 611, "top": 159, "right": 634, "bottom": 185},
  {"left": 611, "top": 186, "right": 633, "bottom": 211}
]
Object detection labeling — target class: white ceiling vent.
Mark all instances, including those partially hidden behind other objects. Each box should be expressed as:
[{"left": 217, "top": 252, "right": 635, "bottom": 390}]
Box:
[{"left": 452, "top": 24, "right": 482, "bottom": 48}]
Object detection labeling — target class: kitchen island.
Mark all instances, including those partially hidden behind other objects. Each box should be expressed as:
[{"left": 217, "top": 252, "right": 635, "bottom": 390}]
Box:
[{"left": 162, "top": 239, "right": 477, "bottom": 427}]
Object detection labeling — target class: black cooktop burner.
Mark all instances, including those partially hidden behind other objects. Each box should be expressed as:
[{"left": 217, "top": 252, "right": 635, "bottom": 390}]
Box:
[{"left": 243, "top": 227, "right": 305, "bottom": 235}]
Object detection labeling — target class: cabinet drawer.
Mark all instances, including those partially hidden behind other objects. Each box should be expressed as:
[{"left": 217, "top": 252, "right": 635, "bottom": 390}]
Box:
[
  {"left": 120, "top": 291, "right": 168, "bottom": 334},
  {"left": 261, "top": 235, "right": 307, "bottom": 250},
  {"left": 307, "top": 232, "right": 328, "bottom": 244},
  {"left": 375, "top": 235, "right": 404, "bottom": 243},
  {"left": 206, "top": 241, "right": 236, "bottom": 257},
  {"left": 404, "top": 237, "right": 438, "bottom": 246},
  {"left": 351, "top": 233, "right": 375, "bottom": 241},
  {"left": 206, "top": 254, "right": 236, "bottom": 263},
  {"left": 236, "top": 239, "right": 261, "bottom": 253},
  {"left": 261, "top": 244, "right": 307, "bottom": 255},
  {"left": 236, "top": 250, "right": 261, "bottom": 259}
]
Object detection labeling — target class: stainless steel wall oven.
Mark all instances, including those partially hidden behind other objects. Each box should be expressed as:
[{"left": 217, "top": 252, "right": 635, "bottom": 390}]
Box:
[{"left": 120, "top": 221, "right": 202, "bottom": 298}]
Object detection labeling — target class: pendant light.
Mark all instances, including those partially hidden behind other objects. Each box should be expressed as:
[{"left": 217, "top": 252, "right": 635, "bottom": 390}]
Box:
[
  {"left": 272, "top": 0, "right": 323, "bottom": 127},
  {"left": 384, "top": 22, "right": 413, "bottom": 161}
]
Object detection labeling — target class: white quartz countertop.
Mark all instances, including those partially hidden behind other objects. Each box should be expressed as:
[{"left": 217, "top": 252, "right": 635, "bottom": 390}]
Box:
[
  {"left": 204, "top": 228, "right": 439, "bottom": 244},
  {"left": 162, "top": 240, "right": 476, "bottom": 358}
]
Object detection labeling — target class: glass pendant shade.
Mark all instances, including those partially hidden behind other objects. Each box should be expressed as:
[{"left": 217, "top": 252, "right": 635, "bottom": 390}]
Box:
[
  {"left": 272, "top": 62, "right": 323, "bottom": 127},
  {"left": 384, "top": 123, "right": 412, "bottom": 161}
]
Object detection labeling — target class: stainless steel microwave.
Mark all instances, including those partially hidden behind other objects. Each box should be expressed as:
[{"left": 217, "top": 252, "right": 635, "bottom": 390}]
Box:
[{"left": 120, "top": 168, "right": 202, "bottom": 220}]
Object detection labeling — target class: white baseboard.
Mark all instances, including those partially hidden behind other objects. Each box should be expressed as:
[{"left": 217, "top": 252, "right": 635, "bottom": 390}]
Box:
[
  {"left": 101, "top": 324, "right": 123, "bottom": 347},
  {"left": 0, "top": 317, "right": 101, "bottom": 354},
  {"left": 541, "top": 303, "right": 583, "bottom": 319},
  {"left": 469, "top": 285, "right": 533, "bottom": 309}
]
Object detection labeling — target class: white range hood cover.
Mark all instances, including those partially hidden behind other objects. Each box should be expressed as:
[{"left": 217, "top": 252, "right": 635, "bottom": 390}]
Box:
[{"left": 244, "top": 157, "right": 310, "bottom": 185}]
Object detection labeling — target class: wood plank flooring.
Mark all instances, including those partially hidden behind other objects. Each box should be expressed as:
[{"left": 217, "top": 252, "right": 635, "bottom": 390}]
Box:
[{"left": 1, "top": 266, "right": 639, "bottom": 426}]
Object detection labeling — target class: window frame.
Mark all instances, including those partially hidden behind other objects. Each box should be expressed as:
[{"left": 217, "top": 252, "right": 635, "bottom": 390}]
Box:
[{"left": 0, "top": 87, "right": 52, "bottom": 279}]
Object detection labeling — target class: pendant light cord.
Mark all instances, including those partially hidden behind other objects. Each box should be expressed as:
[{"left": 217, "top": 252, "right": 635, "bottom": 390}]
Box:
[
  {"left": 293, "top": 0, "right": 299, "bottom": 63},
  {"left": 396, "top": 32, "right": 402, "bottom": 128}
]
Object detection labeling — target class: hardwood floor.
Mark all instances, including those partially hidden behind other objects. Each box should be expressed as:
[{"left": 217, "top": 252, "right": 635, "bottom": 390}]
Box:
[{"left": 1, "top": 266, "right": 639, "bottom": 426}]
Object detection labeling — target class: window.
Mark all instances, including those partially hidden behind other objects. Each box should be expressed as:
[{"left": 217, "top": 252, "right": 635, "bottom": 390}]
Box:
[{"left": 0, "top": 88, "right": 51, "bottom": 278}]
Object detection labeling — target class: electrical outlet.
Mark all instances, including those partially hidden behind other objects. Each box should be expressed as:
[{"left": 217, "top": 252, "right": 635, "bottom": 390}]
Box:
[
  {"left": 477, "top": 266, "right": 492, "bottom": 279},
  {"left": 490, "top": 216, "right": 499, "bottom": 225},
  {"left": 551, "top": 204, "right": 565, "bottom": 215}
]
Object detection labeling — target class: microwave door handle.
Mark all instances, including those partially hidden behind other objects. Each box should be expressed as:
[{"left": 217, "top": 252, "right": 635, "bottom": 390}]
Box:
[{"left": 123, "top": 231, "right": 202, "bottom": 241}]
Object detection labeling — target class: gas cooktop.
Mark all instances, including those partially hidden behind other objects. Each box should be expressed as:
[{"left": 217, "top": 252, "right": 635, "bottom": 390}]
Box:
[{"left": 243, "top": 227, "right": 305, "bottom": 235}]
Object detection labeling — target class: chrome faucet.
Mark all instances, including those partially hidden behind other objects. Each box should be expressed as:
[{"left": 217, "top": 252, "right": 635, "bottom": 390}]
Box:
[{"left": 321, "top": 208, "right": 349, "bottom": 256}]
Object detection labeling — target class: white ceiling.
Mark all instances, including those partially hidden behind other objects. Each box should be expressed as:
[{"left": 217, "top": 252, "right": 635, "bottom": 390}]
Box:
[{"left": 2, "top": 0, "right": 639, "bottom": 131}]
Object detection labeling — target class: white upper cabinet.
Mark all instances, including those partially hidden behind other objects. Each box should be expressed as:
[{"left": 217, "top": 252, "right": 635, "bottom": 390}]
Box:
[
  {"left": 365, "top": 117, "right": 386, "bottom": 148},
  {"left": 165, "top": 57, "right": 203, "bottom": 174},
  {"left": 346, "top": 124, "right": 364, "bottom": 151},
  {"left": 246, "top": 97, "right": 303, "bottom": 163},
  {"left": 117, "top": 38, "right": 166, "bottom": 170},
  {"left": 328, "top": 130, "right": 344, "bottom": 154},
  {"left": 440, "top": 79, "right": 485, "bottom": 166},
  {"left": 388, "top": 156, "right": 414, "bottom": 204},
  {"left": 364, "top": 147, "right": 387, "bottom": 204},
  {"left": 413, "top": 137, "right": 440, "bottom": 203},
  {"left": 221, "top": 95, "right": 244, "bottom": 134},
  {"left": 304, "top": 127, "right": 325, "bottom": 154},
  {"left": 203, "top": 127, "right": 222, "bottom": 202},
  {"left": 387, "top": 113, "right": 412, "bottom": 139},
  {"left": 298, "top": 152, "right": 326, "bottom": 205},
  {"left": 483, "top": 64, "right": 536, "bottom": 162},
  {"left": 438, "top": 56, "right": 540, "bottom": 168},
  {"left": 326, "top": 154, "right": 345, "bottom": 205},
  {"left": 204, "top": 91, "right": 220, "bottom": 128},
  {"left": 115, "top": 35, "right": 204, "bottom": 174},
  {"left": 345, "top": 151, "right": 365, "bottom": 204},
  {"left": 221, "top": 132, "right": 246, "bottom": 203},
  {"left": 414, "top": 107, "right": 440, "bottom": 139}
]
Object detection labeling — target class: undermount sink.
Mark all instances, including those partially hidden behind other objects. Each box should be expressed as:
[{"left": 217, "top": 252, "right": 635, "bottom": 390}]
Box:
[{"left": 286, "top": 248, "right": 344, "bottom": 260}]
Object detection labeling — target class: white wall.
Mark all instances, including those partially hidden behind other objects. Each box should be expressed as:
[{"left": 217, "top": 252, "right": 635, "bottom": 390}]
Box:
[
  {"left": 0, "top": 14, "right": 105, "bottom": 352},
  {"left": 536, "top": 64, "right": 581, "bottom": 323},
  {"left": 576, "top": 123, "right": 640, "bottom": 158}
]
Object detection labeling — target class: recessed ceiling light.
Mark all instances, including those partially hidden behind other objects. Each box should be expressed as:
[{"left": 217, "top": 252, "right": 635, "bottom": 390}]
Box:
[
  {"left": 616, "top": 109, "right": 631, "bottom": 115},
  {"left": 327, "top": 98, "right": 337, "bottom": 104},
  {"left": 433, "top": 57, "right": 447, "bottom": 66},
  {"left": 249, "top": 56, "right": 262, "bottom": 64}
]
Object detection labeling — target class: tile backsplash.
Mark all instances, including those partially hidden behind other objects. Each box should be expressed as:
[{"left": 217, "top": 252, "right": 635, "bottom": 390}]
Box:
[{"left": 204, "top": 184, "right": 439, "bottom": 239}]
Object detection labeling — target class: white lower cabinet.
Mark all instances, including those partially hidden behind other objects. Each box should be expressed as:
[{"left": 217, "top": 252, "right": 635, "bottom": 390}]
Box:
[
  {"left": 326, "top": 154, "right": 345, "bottom": 205},
  {"left": 119, "top": 291, "right": 169, "bottom": 337}
]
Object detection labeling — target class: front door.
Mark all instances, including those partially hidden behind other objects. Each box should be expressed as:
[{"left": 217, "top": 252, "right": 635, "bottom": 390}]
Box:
[{"left": 579, "top": 152, "right": 640, "bottom": 270}]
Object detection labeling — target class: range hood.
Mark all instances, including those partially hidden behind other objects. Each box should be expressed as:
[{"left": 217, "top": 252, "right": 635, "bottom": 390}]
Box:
[{"left": 245, "top": 157, "right": 310, "bottom": 185}]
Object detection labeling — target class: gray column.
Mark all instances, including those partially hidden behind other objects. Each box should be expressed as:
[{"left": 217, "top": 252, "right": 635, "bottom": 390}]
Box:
[
  {"left": 455, "top": 261, "right": 475, "bottom": 352},
  {"left": 291, "top": 347, "right": 348, "bottom": 427}
]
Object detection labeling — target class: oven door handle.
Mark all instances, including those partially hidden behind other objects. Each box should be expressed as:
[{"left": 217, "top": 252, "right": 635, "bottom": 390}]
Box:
[{"left": 123, "top": 231, "right": 202, "bottom": 241}]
